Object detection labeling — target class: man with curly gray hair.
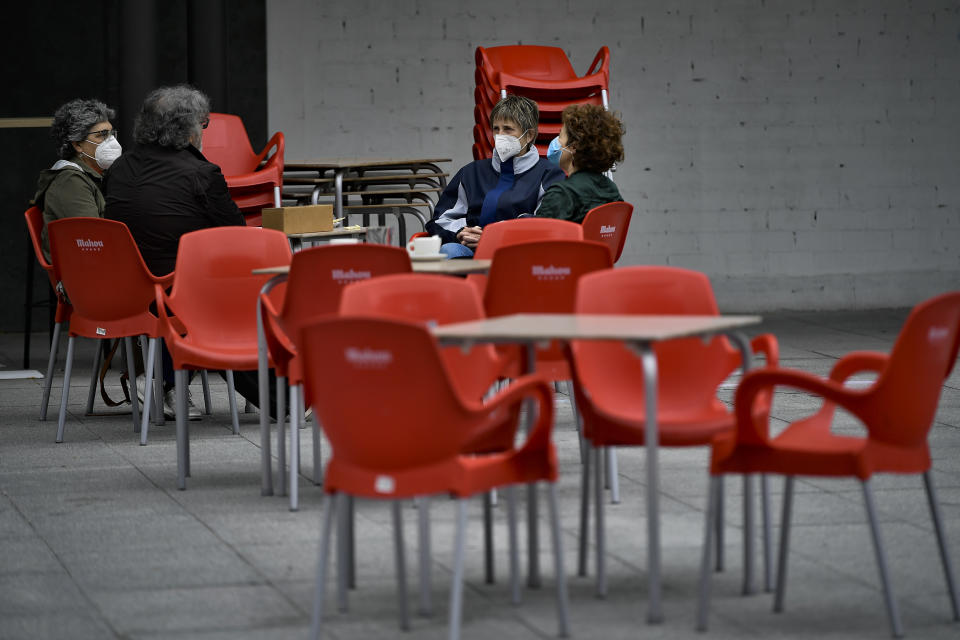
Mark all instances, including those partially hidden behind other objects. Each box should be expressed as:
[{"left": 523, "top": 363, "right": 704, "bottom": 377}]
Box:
[
  {"left": 34, "top": 98, "right": 119, "bottom": 260},
  {"left": 104, "top": 85, "right": 246, "bottom": 420}
]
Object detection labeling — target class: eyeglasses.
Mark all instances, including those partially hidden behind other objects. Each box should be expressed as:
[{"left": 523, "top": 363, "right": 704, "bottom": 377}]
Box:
[
  {"left": 200, "top": 118, "right": 210, "bottom": 129},
  {"left": 86, "top": 128, "right": 117, "bottom": 142}
]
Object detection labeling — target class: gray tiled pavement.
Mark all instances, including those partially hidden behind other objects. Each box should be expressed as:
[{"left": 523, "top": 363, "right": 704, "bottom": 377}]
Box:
[{"left": 1, "top": 309, "right": 959, "bottom": 639}]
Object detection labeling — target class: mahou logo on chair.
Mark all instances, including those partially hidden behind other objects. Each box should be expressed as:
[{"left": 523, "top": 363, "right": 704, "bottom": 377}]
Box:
[
  {"left": 75, "top": 238, "right": 104, "bottom": 252},
  {"left": 345, "top": 346, "right": 393, "bottom": 368},
  {"left": 599, "top": 225, "right": 616, "bottom": 236},
  {"left": 531, "top": 264, "right": 571, "bottom": 280},
  {"left": 331, "top": 268, "right": 371, "bottom": 284}
]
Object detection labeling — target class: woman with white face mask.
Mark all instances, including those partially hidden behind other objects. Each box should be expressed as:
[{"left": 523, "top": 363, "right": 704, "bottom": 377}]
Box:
[
  {"left": 34, "top": 98, "right": 119, "bottom": 261},
  {"left": 425, "top": 95, "right": 566, "bottom": 258}
]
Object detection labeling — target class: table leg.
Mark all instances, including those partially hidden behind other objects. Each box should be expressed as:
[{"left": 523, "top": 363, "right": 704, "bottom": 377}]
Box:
[
  {"left": 334, "top": 170, "right": 344, "bottom": 223},
  {"left": 638, "top": 342, "right": 663, "bottom": 623},
  {"left": 523, "top": 341, "right": 541, "bottom": 589},
  {"left": 257, "top": 276, "right": 287, "bottom": 497}
]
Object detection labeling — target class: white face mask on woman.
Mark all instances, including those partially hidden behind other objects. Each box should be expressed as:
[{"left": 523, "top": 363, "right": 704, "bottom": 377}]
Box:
[
  {"left": 494, "top": 130, "right": 529, "bottom": 162},
  {"left": 81, "top": 136, "right": 123, "bottom": 169}
]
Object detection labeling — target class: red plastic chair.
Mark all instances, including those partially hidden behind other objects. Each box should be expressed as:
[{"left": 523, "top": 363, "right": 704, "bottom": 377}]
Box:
[
  {"left": 697, "top": 290, "right": 960, "bottom": 637},
  {"left": 483, "top": 238, "right": 611, "bottom": 381},
  {"left": 299, "top": 316, "right": 568, "bottom": 640},
  {"left": 156, "top": 226, "right": 292, "bottom": 490},
  {"left": 582, "top": 201, "right": 633, "bottom": 263},
  {"left": 47, "top": 217, "right": 174, "bottom": 442},
  {"left": 258, "top": 244, "right": 412, "bottom": 507},
  {"left": 469, "top": 217, "right": 583, "bottom": 297},
  {"left": 476, "top": 45, "right": 610, "bottom": 100},
  {"left": 201, "top": 112, "right": 284, "bottom": 226},
  {"left": 25, "top": 206, "right": 73, "bottom": 420},
  {"left": 567, "top": 266, "right": 779, "bottom": 598}
]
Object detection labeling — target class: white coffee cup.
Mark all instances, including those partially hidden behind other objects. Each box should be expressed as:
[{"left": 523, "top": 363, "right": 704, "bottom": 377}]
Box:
[{"left": 407, "top": 235, "right": 441, "bottom": 257}]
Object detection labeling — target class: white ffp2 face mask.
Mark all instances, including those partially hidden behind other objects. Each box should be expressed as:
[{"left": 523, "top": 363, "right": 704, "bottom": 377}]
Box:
[
  {"left": 81, "top": 136, "right": 123, "bottom": 169},
  {"left": 494, "top": 130, "right": 528, "bottom": 162}
]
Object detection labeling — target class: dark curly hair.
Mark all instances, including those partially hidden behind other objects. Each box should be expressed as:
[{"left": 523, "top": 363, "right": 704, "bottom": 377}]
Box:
[
  {"left": 50, "top": 98, "right": 116, "bottom": 160},
  {"left": 134, "top": 85, "right": 210, "bottom": 149},
  {"left": 562, "top": 104, "right": 624, "bottom": 173}
]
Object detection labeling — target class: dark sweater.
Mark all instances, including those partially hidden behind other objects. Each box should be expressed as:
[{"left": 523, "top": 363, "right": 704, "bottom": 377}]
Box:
[{"left": 535, "top": 170, "right": 622, "bottom": 224}]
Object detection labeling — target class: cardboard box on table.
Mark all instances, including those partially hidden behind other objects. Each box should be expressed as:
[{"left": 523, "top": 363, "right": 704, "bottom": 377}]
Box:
[{"left": 260, "top": 205, "right": 334, "bottom": 234}]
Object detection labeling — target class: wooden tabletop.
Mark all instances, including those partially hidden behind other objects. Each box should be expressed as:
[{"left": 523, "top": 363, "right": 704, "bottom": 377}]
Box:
[
  {"left": 285, "top": 158, "right": 451, "bottom": 171},
  {"left": 433, "top": 313, "right": 762, "bottom": 342},
  {"left": 285, "top": 227, "right": 368, "bottom": 240}
]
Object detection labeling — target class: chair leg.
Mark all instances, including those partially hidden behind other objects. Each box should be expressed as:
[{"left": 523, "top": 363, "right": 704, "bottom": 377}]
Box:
[
  {"left": 696, "top": 474, "right": 721, "bottom": 631},
  {"left": 774, "top": 475, "right": 795, "bottom": 612},
  {"left": 309, "top": 384, "right": 322, "bottom": 486},
  {"left": 483, "top": 491, "right": 495, "bottom": 584},
  {"left": 40, "top": 321, "right": 64, "bottom": 421},
  {"left": 507, "top": 485, "right": 521, "bottom": 605},
  {"left": 257, "top": 359, "right": 272, "bottom": 497},
  {"left": 153, "top": 341, "right": 165, "bottom": 425},
  {"left": 578, "top": 439, "right": 592, "bottom": 577},
  {"left": 862, "top": 479, "right": 904, "bottom": 638},
  {"left": 923, "top": 471, "right": 960, "bottom": 620},
  {"left": 715, "top": 475, "right": 725, "bottom": 572},
  {"left": 55, "top": 335, "right": 76, "bottom": 443},
  {"left": 337, "top": 492, "right": 349, "bottom": 612},
  {"left": 449, "top": 499, "right": 468, "bottom": 640},
  {"left": 289, "top": 383, "right": 299, "bottom": 512},
  {"left": 225, "top": 370, "right": 240, "bottom": 435},
  {"left": 761, "top": 474, "right": 773, "bottom": 592},
  {"left": 392, "top": 501, "right": 410, "bottom": 631},
  {"left": 200, "top": 370, "right": 212, "bottom": 415},
  {"left": 594, "top": 445, "right": 607, "bottom": 597},
  {"left": 124, "top": 337, "right": 139, "bottom": 432},
  {"left": 607, "top": 448, "right": 620, "bottom": 504},
  {"left": 417, "top": 496, "right": 433, "bottom": 616},
  {"left": 277, "top": 376, "right": 287, "bottom": 497},
  {"left": 139, "top": 338, "right": 157, "bottom": 445},
  {"left": 84, "top": 338, "right": 103, "bottom": 416},
  {"left": 310, "top": 492, "right": 337, "bottom": 640},
  {"left": 175, "top": 369, "right": 188, "bottom": 490},
  {"left": 564, "top": 380, "right": 587, "bottom": 464},
  {"left": 546, "top": 482, "right": 571, "bottom": 637},
  {"left": 742, "top": 474, "right": 756, "bottom": 595}
]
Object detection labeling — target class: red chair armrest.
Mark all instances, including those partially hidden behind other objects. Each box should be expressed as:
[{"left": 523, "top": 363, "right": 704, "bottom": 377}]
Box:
[
  {"left": 586, "top": 46, "right": 610, "bottom": 77},
  {"left": 827, "top": 351, "right": 888, "bottom": 385},
  {"left": 470, "top": 373, "right": 554, "bottom": 453},
  {"left": 750, "top": 333, "right": 779, "bottom": 368},
  {"left": 255, "top": 131, "right": 284, "bottom": 165}
]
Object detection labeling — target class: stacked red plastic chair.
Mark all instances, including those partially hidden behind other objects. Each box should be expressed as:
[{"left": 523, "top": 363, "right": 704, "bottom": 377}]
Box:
[{"left": 473, "top": 45, "right": 610, "bottom": 160}]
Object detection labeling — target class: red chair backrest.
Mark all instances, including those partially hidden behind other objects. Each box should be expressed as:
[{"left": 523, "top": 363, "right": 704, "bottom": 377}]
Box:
[
  {"left": 299, "top": 316, "right": 469, "bottom": 473},
  {"left": 856, "top": 291, "right": 960, "bottom": 447},
  {"left": 167, "top": 226, "right": 291, "bottom": 347},
  {"left": 478, "top": 45, "right": 579, "bottom": 83},
  {"left": 25, "top": 206, "right": 56, "bottom": 284},
  {"left": 340, "top": 273, "right": 507, "bottom": 400},
  {"left": 582, "top": 201, "right": 633, "bottom": 263},
  {"left": 47, "top": 217, "right": 160, "bottom": 337},
  {"left": 572, "top": 266, "right": 740, "bottom": 414},
  {"left": 473, "top": 217, "right": 583, "bottom": 260},
  {"left": 201, "top": 113, "right": 259, "bottom": 175}
]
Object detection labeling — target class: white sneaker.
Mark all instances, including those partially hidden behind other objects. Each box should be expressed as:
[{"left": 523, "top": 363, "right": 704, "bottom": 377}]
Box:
[{"left": 163, "top": 388, "right": 202, "bottom": 421}]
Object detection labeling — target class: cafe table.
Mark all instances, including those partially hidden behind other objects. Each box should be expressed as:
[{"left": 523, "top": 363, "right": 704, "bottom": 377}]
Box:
[
  {"left": 432, "top": 312, "right": 762, "bottom": 624},
  {"left": 251, "top": 258, "right": 493, "bottom": 510}
]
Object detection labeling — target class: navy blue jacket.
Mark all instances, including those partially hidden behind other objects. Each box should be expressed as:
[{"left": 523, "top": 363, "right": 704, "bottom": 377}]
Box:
[{"left": 426, "top": 148, "right": 565, "bottom": 244}]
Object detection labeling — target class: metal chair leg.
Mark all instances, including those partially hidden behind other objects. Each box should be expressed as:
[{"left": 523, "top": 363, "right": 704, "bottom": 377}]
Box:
[
  {"left": 594, "top": 444, "right": 607, "bottom": 597},
  {"left": 55, "top": 336, "right": 76, "bottom": 443},
  {"left": 546, "top": 482, "right": 571, "bottom": 637},
  {"left": 277, "top": 375, "right": 287, "bottom": 497},
  {"left": 153, "top": 340, "right": 164, "bottom": 426},
  {"left": 139, "top": 338, "right": 157, "bottom": 445},
  {"left": 200, "top": 370, "right": 212, "bottom": 414},
  {"left": 923, "top": 471, "right": 960, "bottom": 620},
  {"left": 742, "top": 474, "right": 756, "bottom": 595},
  {"left": 84, "top": 339, "right": 103, "bottom": 416},
  {"left": 289, "top": 383, "right": 299, "bottom": 512},
  {"left": 225, "top": 370, "right": 239, "bottom": 435},
  {"left": 578, "top": 439, "right": 592, "bottom": 577},
  {"left": 392, "top": 501, "right": 410, "bottom": 631},
  {"left": 417, "top": 496, "right": 433, "bottom": 616},
  {"left": 761, "top": 473, "right": 773, "bottom": 592},
  {"left": 337, "top": 493, "right": 349, "bottom": 613},
  {"left": 175, "top": 369, "right": 188, "bottom": 490},
  {"left": 449, "top": 499, "right": 468, "bottom": 640},
  {"left": 696, "top": 475, "right": 721, "bottom": 631},
  {"left": 484, "top": 491, "right": 495, "bottom": 584},
  {"left": 862, "top": 479, "right": 904, "bottom": 638},
  {"left": 607, "top": 447, "right": 620, "bottom": 504},
  {"left": 40, "top": 321, "right": 64, "bottom": 421},
  {"left": 507, "top": 485, "right": 521, "bottom": 605},
  {"left": 309, "top": 493, "right": 336, "bottom": 640},
  {"left": 124, "top": 337, "right": 139, "bottom": 432},
  {"left": 774, "top": 476, "right": 795, "bottom": 612},
  {"left": 715, "top": 475, "right": 725, "bottom": 572}
]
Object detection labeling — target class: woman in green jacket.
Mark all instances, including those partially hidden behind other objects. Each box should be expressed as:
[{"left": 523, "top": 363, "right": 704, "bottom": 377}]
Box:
[
  {"left": 34, "top": 98, "right": 120, "bottom": 260},
  {"left": 536, "top": 104, "right": 624, "bottom": 223}
]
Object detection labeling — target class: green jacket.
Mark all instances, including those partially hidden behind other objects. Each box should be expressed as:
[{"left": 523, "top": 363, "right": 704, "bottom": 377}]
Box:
[
  {"left": 34, "top": 157, "right": 105, "bottom": 261},
  {"left": 534, "top": 170, "right": 623, "bottom": 224}
]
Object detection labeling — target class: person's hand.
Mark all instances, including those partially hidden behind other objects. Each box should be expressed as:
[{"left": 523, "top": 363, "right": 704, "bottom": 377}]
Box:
[{"left": 457, "top": 226, "right": 483, "bottom": 249}]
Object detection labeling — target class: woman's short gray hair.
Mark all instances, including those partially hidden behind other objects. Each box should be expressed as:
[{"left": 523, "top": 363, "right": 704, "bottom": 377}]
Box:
[
  {"left": 134, "top": 85, "right": 210, "bottom": 149},
  {"left": 489, "top": 95, "right": 540, "bottom": 138},
  {"left": 50, "top": 99, "right": 116, "bottom": 160}
]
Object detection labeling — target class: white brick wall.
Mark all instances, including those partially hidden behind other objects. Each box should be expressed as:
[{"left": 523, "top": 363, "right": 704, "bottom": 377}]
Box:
[{"left": 267, "top": 0, "right": 960, "bottom": 311}]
